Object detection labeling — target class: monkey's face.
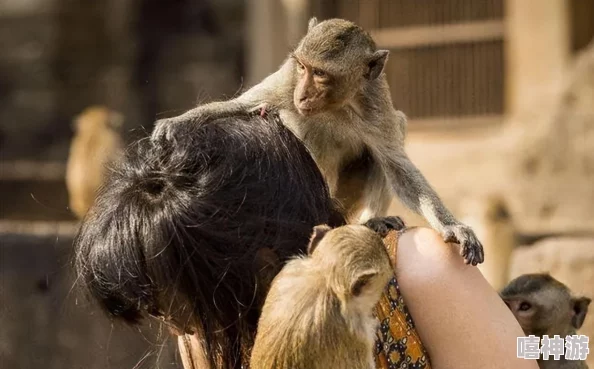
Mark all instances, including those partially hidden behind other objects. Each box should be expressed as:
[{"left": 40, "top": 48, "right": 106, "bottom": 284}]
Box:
[
  {"left": 291, "top": 18, "right": 390, "bottom": 117},
  {"left": 291, "top": 56, "right": 361, "bottom": 116},
  {"left": 501, "top": 274, "right": 591, "bottom": 337},
  {"left": 73, "top": 106, "right": 124, "bottom": 134},
  {"left": 307, "top": 225, "right": 393, "bottom": 313},
  {"left": 501, "top": 294, "right": 542, "bottom": 335}
]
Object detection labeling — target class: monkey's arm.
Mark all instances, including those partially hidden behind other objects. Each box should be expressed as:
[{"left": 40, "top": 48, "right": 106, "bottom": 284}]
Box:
[
  {"left": 371, "top": 130, "right": 484, "bottom": 265},
  {"left": 151, "top": 62, "right": 292, "bottom": 141}
]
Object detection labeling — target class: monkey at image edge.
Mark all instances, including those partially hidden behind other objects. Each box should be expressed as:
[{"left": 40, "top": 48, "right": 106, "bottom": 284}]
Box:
[
  {"left": 151, "top": 17, "right": 484, "bottom": 266},
  {"left": 66, "top": 106, "right": 124, "bottom": 219},
  {"left": 502, "top": 274, "right": 591, "bottom": 369}
]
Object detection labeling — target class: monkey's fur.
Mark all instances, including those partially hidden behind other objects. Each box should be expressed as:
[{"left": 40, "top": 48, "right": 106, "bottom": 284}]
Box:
[
  {"left": 501, "top": 274, "right": 591, "bottom": 369},
  {"left": 250, "top": 219, "right": 401, "bottom": 369},
  {"left": 65, "top": 106, "right": 124, "bottom": 219},
  {"left": 152, "top": 17, "right": 484, "bottom": 265}
]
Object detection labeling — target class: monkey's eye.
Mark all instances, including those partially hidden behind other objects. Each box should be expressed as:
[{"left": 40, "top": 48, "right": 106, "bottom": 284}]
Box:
[
  {"left": 351, "top": 279, "right": 369, "bottom": 297},
  {"left": 312, "top": 69, "right": 327, "bottom": 78},
  {"left": 297, "top": 63, "right": 306, "bottom": 72},
  {"left": 519, "top": 302, "right": 532, "bottom": 311}
]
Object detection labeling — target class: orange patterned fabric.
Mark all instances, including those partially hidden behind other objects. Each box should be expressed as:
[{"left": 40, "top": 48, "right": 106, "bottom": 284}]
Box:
[{"left": 373, "top": 230, "right": 432, "bottom": 369}]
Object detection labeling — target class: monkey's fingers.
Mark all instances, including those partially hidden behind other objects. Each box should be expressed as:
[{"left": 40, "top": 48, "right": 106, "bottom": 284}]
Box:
[
  {"left": 248, "top": 103, "right": 269, "bottom": 118},
  {"left": 152, "top": 117, "right": 188, "bottom": 143},
  {"left": 151, "top": 118, "right": 174, "bottom": 142},
  {"left": 460, "top": 231, "right": 484, "bottom": 266},
  {"left": 442, "top": 225, "right": 485, "bottom": 266},
  {"left": 382, "top": 216, "right": 406, "bottom": 231},
  {"left": 364, "top": 216, "right": 406, "bottom": 237},
  {"left": 443, "top": 229, "right": 458, "bottom": 244}
]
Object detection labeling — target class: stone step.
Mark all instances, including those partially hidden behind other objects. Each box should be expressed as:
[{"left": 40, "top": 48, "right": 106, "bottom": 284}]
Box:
[
  {"left": 0, "top": 160, "right": 66, "bottom": 181},
  {"left": 0, "top": 161, "right": 75, "bottom": 221},
  {"left": 0, "top": 230, "right": 178, "bottom": 369},
  {"left": 0, "top": 180, "right": 74, "bottom": 221},
  {"left": 0, "top": 220, "right": 79, "bottom": 237}
]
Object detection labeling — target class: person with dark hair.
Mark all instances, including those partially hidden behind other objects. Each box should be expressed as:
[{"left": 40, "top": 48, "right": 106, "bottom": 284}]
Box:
[
  {"left": 75, "top": 111, "right": 343, "bottom": 367},
  {"left": 74, "top": 111, "right": 536, "bottom": 369}
]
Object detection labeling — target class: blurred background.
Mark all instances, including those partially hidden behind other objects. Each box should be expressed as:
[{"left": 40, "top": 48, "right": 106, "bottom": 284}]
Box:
[{"left": 0, "top": 0, "right": 592, "bottom": 368}]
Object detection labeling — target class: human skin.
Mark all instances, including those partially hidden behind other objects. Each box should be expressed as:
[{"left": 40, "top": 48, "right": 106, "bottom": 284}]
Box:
[{"left": 395, "top": 227, "right": 539, "bottom": 369}]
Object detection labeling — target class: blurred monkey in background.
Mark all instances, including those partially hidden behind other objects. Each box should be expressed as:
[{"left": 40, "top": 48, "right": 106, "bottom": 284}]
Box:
[{"left": 66, "top": 106, "right": 124, "bottom": 219}]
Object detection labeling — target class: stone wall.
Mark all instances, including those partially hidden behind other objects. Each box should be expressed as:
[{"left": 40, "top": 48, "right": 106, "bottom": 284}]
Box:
[
  {"left": 387, "top": 40, "right": 594, "bottom": 339},
  {"left": 0, "top": 232, "right": 179, "bottom": 369},
  {"left": 505, "top": 40, "right": 594, "bottom": 234},
  {"left": 0, "top": 0, "right": 244, "bottom": 162},
  {"left": 0, "top": 0, "right": 245, "bottom": 367}
]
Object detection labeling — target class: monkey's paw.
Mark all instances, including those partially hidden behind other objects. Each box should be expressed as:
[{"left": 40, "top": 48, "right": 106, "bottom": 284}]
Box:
[
  {"left": 151, "top": 117, "right": 183, "bottom": 142},
  {"left": 364, "top": 216, "right": 406, "bottom": 238},
  {"left": 248, "top": 103, "right": 269, "bottom": 118},
  {"left": 442, "top": 224, "right": 485, "bottom": 266}
]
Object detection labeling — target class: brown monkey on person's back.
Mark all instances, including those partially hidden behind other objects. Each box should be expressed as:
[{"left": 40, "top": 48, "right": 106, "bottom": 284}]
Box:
[
  {"left": 66, "top": 106, "right": 124, "bottom": 219},
  {"left": 251, "top": 217, "right": 405, "bottom": 369},
  {"left": 501, "top": 274, "right": 591, "bottom": 369}
]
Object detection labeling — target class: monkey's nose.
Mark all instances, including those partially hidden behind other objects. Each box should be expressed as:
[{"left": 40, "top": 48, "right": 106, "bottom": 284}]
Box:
[{"left": 299, "top": 95, "right": 308, "bottom": 103}]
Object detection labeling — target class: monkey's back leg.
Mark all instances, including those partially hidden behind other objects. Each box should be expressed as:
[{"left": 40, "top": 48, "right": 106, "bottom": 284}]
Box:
[
  {"left": 356, "top": 160, "right": 392, "bottom": 224},
  {"left": 334, "top": 153, "right": 391, "bottom": 224}
]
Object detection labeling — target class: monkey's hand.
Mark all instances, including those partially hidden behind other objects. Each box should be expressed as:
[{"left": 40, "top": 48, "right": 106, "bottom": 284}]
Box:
[
  {"left": 151, "top": 117, "right": 185, "bottom": 142},
  {"left": 248, "top": 103, "right": 270, "bottom": 118},
  {"left": 364, "top": 216, "right": 406, "bottom": 238},
  {"left": 442, "top": 224, "right": 484, "bottom": 266}
]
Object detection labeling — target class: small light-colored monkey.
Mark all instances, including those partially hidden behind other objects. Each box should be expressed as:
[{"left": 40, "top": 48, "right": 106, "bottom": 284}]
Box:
[
  {"left": 250, "top": 217, "right": 403, "bottom": 369},
  {"left": 152, "top": 17, "right": 484, "bottom": 265},
  {"left": 65, "top": 106, "right": 124, "bottom": 219},
  {"left": 501, "top": 273, "right": 591, "bottom": 369}
]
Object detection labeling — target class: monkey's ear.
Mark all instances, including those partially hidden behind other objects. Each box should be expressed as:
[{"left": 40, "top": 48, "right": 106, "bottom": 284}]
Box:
[
  {"left": 366, "top": 50, "right": 389, "bottom": 80},
  {"left": 350, "top": 270, "right": 378, "bottom": 297},
  {"left": 255, "top": 247, "right": 281, "bottom": 287},
  {"left": 571, "top": 296, "right": 591, "bottom": 329},
  {"left": 308, "top": 17, "right": 319, "bottom": 33},
  {"left": 71, "top": 117, "right": 81, "bottom": 132},
  {"left": 108, "top": 111, "right": 125, "bottom": 130},
  {"left": 307, "top": 224, "right": 331, "bottom": 255}
]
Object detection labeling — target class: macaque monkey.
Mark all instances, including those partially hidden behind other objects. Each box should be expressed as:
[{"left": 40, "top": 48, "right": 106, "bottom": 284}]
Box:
[
  {"left": 250, "top": 217, "right": 404, "bottom": 369},
  {"left": 65, "top": 106, "right": 124, "bottom": 219},
  {"left": 501, "top": 274, "right": 591, "bottom": 369},
  {"left": 151, "top": 17, "right": 484, "bottom": 265}
]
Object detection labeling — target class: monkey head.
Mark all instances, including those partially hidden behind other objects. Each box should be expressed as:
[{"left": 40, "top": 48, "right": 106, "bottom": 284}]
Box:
[
  {"left": 306, "top": 224, "right": 393, "bottom": 315},
  {"left": 73, "top": 106, "right": 124, "bottom": 134},
  {"left": 291, "top": 18, "right": 389, "bottom": 116},
  {"left": 500, "top": 273, "right": 591, "bottom": 337}
]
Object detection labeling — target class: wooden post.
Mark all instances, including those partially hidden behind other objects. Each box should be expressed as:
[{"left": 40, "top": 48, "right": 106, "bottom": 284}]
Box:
[
  {"left": 505, "top": 0, "right": 571, "bottom": 115},
  {"left": 246, "top": 0, "right": 312, "bottom": 86},
  {"left": 282, "top": 0, "right": 310, "bottom": 46},
  {"left": 245, "top": 0, "right": 289, "bottom": 86}
]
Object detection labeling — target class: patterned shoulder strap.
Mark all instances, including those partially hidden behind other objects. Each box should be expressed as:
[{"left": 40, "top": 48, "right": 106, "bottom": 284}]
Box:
[{"left": 373, "top": 229, "right": 432, "bottom": 369}]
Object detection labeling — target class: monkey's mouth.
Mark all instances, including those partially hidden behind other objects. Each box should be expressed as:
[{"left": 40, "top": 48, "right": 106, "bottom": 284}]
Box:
[{"left": 297, "top": 107, "right": 315, "bottom": 116}]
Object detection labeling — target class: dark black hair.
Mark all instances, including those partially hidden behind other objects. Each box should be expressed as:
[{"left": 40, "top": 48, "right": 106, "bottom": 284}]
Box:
[{"left": 74, "top": 111, "right": 345, "bottom": 368}]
